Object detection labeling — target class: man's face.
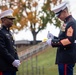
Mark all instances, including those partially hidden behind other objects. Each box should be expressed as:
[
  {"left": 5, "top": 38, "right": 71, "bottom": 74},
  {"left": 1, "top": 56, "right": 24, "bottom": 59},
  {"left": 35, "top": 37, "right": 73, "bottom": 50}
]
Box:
[
  {"left": 2, "top": 17, "right": 14, "bottom": 27},
  {"left": 57, "top": 10, "right": 66, "bottom": 21}
]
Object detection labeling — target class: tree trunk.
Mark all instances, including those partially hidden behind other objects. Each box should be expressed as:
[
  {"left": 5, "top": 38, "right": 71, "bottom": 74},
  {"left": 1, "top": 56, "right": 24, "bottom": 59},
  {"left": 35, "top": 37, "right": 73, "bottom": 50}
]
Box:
[
  {"left": 32, "top": 31, "right": 37, "bottom": 45},
  {"left": 33, "top": 34, "right": 36, "bottom": 44}
]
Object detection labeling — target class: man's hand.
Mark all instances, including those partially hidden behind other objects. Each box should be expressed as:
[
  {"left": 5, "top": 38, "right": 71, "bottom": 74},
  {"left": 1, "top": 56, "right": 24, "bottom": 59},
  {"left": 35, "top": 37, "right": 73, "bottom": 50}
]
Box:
[
  {"left": 12, "top": 60, "right": 21, "bottom": 68},
  {"left": 42, "top": 38, "right": 52, "bottom": 46},
  {"left": 46, "top": 38, "right": 52, "bottom": 46}
]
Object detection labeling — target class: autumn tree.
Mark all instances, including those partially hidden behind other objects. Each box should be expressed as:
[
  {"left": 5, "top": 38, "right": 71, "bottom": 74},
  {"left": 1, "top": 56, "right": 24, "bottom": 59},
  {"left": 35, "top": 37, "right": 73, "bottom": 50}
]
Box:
[{"left": 0, "top": 0, "right": 62, "bottom": 44}]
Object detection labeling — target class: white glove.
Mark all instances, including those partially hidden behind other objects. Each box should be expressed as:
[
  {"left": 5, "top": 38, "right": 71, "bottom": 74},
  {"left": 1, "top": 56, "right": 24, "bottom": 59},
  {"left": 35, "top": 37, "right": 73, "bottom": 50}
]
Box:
[
  {"left": 46, "top": 38, "right": 52, "bottom": 46},
  {"left": 12, "top": 60, "right": 21, "bottom": 68},
  {"left": 47, "top": 32, "right": 54, "bottom": 39}
]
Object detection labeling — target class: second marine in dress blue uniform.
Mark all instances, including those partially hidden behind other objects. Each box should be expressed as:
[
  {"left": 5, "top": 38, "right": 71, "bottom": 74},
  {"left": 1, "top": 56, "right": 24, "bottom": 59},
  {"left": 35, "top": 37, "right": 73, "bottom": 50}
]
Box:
[
  {"left": 49, "top": 1, "right": 76, "bottom": 75},
  {"left": 52, "top": 15, "right": 76, "bottom": 64},
  {"left": 51, "top": 15, "right": 76, "bottom": 75}
]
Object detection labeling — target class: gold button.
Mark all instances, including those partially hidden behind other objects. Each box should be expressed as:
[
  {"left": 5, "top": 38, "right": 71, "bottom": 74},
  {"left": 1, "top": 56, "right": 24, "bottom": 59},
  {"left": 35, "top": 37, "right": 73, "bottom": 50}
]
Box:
[
  {"left": 64, "top": 48, "right": 66, "bottom": 50},
  {"left": 58, "top": 42, "right": 59, "bottom": 43}
]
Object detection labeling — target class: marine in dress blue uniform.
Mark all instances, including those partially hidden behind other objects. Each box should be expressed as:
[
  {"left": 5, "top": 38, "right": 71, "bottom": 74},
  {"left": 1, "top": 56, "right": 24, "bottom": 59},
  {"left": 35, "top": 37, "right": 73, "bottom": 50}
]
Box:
[
  {"left": 47, "top": 2, "right": 76, "bottom": 75},
  {"left": 0, "top": 9, "right": 20, "bottom": 75}
]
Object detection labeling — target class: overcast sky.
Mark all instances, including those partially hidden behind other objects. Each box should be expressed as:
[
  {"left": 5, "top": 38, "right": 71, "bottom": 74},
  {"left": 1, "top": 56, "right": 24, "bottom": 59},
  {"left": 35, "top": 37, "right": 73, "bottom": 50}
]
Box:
[{"left": 14, "top": 0, "right": 76, "bottom": 41}]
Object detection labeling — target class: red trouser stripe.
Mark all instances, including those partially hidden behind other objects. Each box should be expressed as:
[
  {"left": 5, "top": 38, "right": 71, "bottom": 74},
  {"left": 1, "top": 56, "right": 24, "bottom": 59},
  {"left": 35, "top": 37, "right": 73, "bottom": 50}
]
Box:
[
  {"left": 0, "top": 72, "right": 2, "bottom": 75},
  {"left": 64, "top": 64, "right": 67, "bottom": 75}
]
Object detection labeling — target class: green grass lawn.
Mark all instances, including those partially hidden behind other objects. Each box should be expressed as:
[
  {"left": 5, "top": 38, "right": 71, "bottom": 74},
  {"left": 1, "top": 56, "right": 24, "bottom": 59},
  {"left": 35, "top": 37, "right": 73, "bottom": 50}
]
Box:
[{"left": 17, "top": 46, "right": 76, "bottom": 75}]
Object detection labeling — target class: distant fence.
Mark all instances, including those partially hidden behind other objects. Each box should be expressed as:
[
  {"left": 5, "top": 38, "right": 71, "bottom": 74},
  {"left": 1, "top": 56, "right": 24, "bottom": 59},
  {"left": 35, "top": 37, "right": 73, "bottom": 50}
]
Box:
[
  {"left": 17, "top": 55, "right": 51, "bottom": 75},
  {"left": 19, "top": 42, "right": 48, "bottom": 62},
  {"left": 17, "top": 42, "right": 50, "bottom": 75}
]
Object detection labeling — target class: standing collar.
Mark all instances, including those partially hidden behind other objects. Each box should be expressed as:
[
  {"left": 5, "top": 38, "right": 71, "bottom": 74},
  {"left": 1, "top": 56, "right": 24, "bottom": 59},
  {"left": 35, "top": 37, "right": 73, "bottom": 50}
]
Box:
[
  {"left": 2, "top": 25, "right": 9, "bottom": 31},
  {"left": 64, "top": 15, "right": 72, "bottom": 23}
]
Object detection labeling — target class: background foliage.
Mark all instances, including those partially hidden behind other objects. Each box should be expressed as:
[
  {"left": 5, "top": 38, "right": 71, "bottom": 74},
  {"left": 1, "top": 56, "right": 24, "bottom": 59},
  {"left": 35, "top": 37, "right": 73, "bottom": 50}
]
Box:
[{"left": 0, "top": 0, "right": 62, "bottom": 44}]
